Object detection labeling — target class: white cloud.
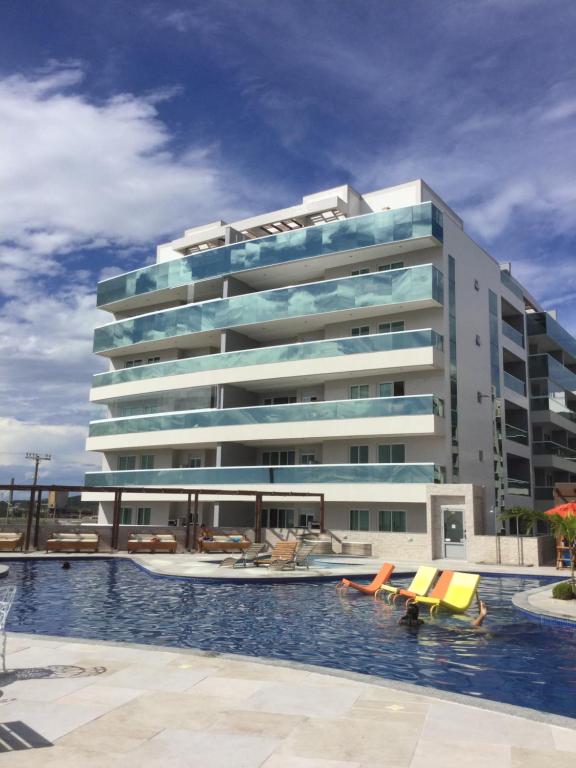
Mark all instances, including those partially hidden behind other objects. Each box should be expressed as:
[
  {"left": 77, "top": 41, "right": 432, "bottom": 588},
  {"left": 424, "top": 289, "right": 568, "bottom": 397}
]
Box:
[{"left": 0, "top": 63, "right": 261, "bottom": 486}]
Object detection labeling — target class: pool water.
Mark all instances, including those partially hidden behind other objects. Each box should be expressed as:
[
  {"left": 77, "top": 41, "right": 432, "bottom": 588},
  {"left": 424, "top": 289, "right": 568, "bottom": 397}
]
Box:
[{"left": 3, "top": 558, "right": 575, "bottom": 719}]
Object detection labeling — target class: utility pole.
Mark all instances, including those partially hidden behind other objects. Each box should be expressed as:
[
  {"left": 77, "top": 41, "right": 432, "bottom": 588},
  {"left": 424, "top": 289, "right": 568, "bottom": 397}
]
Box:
[{"left": 25, "top": 453, "right": 51, "bottom": 484}]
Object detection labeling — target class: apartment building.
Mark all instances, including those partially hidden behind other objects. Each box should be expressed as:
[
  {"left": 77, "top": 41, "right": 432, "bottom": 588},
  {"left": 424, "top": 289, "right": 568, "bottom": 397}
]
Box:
[{"left": 83, "top": 180, "right": 576, "bottom": 560}]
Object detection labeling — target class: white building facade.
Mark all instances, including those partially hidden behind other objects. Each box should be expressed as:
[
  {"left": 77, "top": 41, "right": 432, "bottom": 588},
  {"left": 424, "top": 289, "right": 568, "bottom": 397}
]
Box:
[{"left": 83, "top": 180, "right": 576, "bottom": 560}]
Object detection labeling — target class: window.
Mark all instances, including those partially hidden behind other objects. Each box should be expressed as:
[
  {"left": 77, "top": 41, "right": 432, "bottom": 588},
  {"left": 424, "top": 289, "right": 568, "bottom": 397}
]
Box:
[
  {"left": 140, "top": 455, "right": 154, "bottom": 470},
  {"left": 378, "top": 444, "right": 406, "bottom": 463},
  {"left": 300, "top": 452, "right": 316, "bottom": 465},
  {"left": 378, "top": 261, "right": 404, "bottom": 271},
  {"left": 350, "top": 445, "right": 369, "bottom": 463},
  {"left": 137, "top": 507, "right": 151, "bottom": 525},
  {"left": 147, "top": 356, "right": 160, "bottom": 364},
  {"left": 378, "top": 321, "right": 405, "bottom": 334},
  {"left": 351, "top": 267, "right": 370, "bottom": 276},
  {"left": 262, "top": 508, "right": 295, "bottom": 528},
  {"left": 351, "top": 326, "right": 370, "bottom": 336},
  {"left": 120, "top": 507, "right": 132, "bottom": 525},
  {"left": 124, "top": 359, "right": 143, "bottom": 368},
  {"left": 350, "top": 509, "right": 370, "bottom": 531},
  {"left": 263, "top": 395, "right": 297, "bottom": 405},
  {"left": 474, "top": 279, "right": 480, "bottom": 291},
  {"left": 118, "top": 455, "right": 136, "bottom": 471},
  {"left": 350, "top": 384, "right": 370, "bottom": 399},
  {"left": 379, "top": 381, "right": 404, "bottom": 397},
  {"left": 262, "top": 450, "right": 296, "bottom": 465},
  {"left": 379, "top": 510, "right": 406, "bottom": 532},
  {"left": 188, "top": 457, "right": 202, "bottom": 468}
]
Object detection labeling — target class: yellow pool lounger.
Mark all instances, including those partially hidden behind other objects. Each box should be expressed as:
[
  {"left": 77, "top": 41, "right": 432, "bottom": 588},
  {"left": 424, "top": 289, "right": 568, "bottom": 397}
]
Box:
[
  {"left": 414, "top": 571, "right": 480, "bottom": 615},
  {"left": 375, "top": 566, "right": 438, "bottom": 603}
]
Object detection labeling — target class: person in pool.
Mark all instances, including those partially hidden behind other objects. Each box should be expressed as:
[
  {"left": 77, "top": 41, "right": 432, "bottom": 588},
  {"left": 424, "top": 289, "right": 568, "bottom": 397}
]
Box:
[{"left": 398, "top": 600, "right": 488, "bottom": 628}]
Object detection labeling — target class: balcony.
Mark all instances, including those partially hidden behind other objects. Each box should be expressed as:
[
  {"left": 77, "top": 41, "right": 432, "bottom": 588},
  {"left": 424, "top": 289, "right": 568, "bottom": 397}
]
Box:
[
  {"left": 527, "top": 313, "right": 576, "bottom": 361},
  {"left": 88, "top": 394, "right": 444, "bottom": 438},
  {"left": 92, "top": 329, "right": 444, "bottom": 392},
  {"left": 97, "top": 202, "right": 444, "bottom": 309},
  {"left": 529, "top": 354, "right": 576, "bottom": 394},
  {"left": 507, "top": 477, "right": 531, "bottom": 496},
  {"left": 533, "top": 441, "right": 576, "bottom": 461},
  {"left": 84, "top": 462, "right": 444, "bottom": 487},
  {"left": 505, "top": 423, "right": 529, "bottom": 445},
  {"left": 93, "top": 265, "right": 444, "bottom": 355},
  {"left": 503, "top": 371, "right": 526, "bottom": 397},
  {"left": 531, "top": 396, "right": 576, "bottom": 430},
  {"left": 502, "top": 320, "right": 524, "bottom": 348}
]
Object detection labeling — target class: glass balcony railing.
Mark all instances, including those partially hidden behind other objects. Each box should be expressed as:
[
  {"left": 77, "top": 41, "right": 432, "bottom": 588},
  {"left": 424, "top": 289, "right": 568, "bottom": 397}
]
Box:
[
  {"left": 502, "top": 320, "right": 524, "bottom": 348},
  {"left": 503, "top": 371, "right": 526, "bottom": 396},
  {"left": 532, "top": 441, "right": 576, "bottom": 461},
  {"left": 507, "top": 477, "right": 531, "bottom": 495},
  {"left": 529, "top": 354, "right": 576, "bottom": 394},
  {"left": 92, "top": 329, "right": 444, "bottom": 389},
  {"left": 93, "top": 265, "right": 444, "bottom": 354},
  {"left": 500, "top": 269, "right": 524, "bottom": 300},
  {"left": 505, "top": 424, "right": 529, "bottom": 445},
  {"left": 84, "top": 462, "right": 442, "bottom": 487},
  {"left": 97, "top": 202, "right": 444, "bottom": 307},
  {"left": 88, "top": 395, "right": 444, "bottom": 438},
  {"left": 527, "top": 312, "right": 576, "bottom": 361},
  {"left": 531, "top": 396, "right": 576, "bottom": 424}
]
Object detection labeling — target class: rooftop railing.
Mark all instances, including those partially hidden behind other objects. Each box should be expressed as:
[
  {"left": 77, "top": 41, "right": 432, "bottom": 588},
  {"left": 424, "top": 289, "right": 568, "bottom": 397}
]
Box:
[{"left": 97, "top": 202, "right": 443, "bottom": 307}]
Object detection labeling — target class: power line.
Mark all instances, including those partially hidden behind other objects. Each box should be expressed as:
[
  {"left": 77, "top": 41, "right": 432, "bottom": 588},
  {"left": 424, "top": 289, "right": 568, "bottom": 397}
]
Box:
[{"left": 25, "top": 453, "right": 51, "bottom": 485}]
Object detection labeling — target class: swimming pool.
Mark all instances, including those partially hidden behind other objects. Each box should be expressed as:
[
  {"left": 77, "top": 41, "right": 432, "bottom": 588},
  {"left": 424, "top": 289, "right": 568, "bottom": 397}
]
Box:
[{"left": 3, "top": 558, "right": 575, "bottom": 719}]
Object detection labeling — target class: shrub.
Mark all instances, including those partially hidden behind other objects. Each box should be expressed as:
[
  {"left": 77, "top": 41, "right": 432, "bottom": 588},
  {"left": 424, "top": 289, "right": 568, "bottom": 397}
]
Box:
[{"left": 552, "top": 581, "right": 575, "bottom": 600}]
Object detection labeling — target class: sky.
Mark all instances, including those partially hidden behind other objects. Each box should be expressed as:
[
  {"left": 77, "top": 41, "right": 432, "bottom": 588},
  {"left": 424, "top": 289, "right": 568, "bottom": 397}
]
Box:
[{"left": 1, "top": 0, "right": 576, "bottom": 488}]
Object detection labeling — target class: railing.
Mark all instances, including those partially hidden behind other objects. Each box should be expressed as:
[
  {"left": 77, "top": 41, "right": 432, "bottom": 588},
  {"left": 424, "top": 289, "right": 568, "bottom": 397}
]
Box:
[
  {"left": 92, "top": 329, "right": 444, "bottom": 389},
  {"left": 503, "top": 371, "right": 526, "bottom": 396},
  {"left": 93, "top": 265, "right": 444, "bottom": 354},
  {"left": 88, "top": 394, "right": 444, "bottom": 438},
  {"left": 505, "top": 424, "right": 529, "bottom": 445},
  {"left": 534, "top": 486, "right": 554, "bottom": 500},
  {"left": 502, "top": 320, "right": 524, "bottom": 348},
  {"left": 531, "top": 396, "right": 576, "bottom": 423},
  {"left": 506, "top": 477, "right": 531, "bottom": 495},
  {"left": 532, "top": 441, "right": 576, "bottom": 461},
  {"left": 527, "top": 312, "right": 576, "bottom": 361},
  {"left": 97, "top": 202, "right": 444, "bottom": 306},
  {"left": 500, "top": 269, "right": 524, "bottom": 300},
  {"left": 529, "top": 354, "right": 576, "bottom": 394},
  {"left": 85, "top": 462, "right": 442, "bottom": 487}
]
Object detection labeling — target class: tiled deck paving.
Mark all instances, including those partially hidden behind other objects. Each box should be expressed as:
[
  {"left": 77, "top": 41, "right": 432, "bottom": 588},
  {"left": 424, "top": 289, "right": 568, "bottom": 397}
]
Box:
[{"left": 0, "top": 633, "right": 574, "bottom": 768}]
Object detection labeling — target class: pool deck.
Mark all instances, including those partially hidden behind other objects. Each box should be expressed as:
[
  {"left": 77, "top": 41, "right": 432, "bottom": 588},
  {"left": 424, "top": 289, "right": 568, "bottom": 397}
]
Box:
[{"left": 1, "top": 632, "right": 575, "bottom": 767}]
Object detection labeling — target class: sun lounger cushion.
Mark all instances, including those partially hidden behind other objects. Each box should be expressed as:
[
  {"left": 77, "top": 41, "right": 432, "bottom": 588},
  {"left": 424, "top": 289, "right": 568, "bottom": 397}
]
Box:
[{"left": 0, "top": 533, "right": 22, "bottom": 541}]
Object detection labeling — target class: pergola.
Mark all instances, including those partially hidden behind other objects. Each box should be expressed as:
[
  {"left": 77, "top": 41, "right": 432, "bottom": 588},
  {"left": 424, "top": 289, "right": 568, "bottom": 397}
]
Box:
[
  {"left": 554, "top": 484, "right": 576, "bottom": 504},
  {"left": 0, "top": 483, "right": 325, "bottom": 552}
]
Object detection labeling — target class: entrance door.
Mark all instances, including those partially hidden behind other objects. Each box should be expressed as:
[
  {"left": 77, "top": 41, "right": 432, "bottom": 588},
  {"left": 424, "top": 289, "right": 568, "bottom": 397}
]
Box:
[{"left": 442, "top": 508, "right": 466, "bottom": 559}]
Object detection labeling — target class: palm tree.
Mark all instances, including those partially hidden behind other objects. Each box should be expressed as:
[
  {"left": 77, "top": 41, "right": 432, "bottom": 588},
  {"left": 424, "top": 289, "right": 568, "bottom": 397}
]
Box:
[
  {"left": 501, "top": 507, "right": 576, "bottom": 595},
  {"left": 547, "top": 513, "right": 576, "bottom": 595}
]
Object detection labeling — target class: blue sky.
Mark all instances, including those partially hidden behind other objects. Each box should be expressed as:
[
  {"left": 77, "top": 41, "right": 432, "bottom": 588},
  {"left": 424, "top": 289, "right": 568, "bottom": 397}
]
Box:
[{"left": 1, "top": 0, "right": 575, "bottom": 486}]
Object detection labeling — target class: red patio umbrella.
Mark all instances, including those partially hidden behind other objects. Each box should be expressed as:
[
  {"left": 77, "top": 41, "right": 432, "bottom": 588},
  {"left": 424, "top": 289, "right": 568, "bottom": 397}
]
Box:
[{"left": 544, "top": 501, "right": 576, "bottom": 518}]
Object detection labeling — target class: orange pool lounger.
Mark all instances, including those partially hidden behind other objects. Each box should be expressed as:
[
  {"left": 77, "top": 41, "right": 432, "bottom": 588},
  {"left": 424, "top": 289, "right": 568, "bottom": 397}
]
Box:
[{"left": 337, "top": 562, "right": 395, "bottom": 595}]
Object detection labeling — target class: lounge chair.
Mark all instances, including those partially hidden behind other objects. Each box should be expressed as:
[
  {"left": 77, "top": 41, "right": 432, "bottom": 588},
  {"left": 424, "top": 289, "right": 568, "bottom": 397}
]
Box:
[
  {"left": 411, "top": 570, "right": 454, "bottom": 613},
  {"left": 337, "top": 562, "right": 395, "bottom": 595},
  {"left": 375, "top": 566, "right": 438, "bottom": 603},
  {"left": 219, "top": 543, "right": 266, "bottom": 568},
  {"left": 274, "top": 542, "right": 317, "bottom": 571},
  {"left": 254, "top": 541, "right": 297, "bottom": 568},
  {"left": 46, "top": 532, "right": 99, "bottom": 553},
  {"left": 127, "top": 533, "right": 177, "bottom": 554},
  {"left": 0, "top": 533, "right": 24, "bottom": 552},
  {"left": 413, "top": 571, "right": 481, "bottom": 615}
]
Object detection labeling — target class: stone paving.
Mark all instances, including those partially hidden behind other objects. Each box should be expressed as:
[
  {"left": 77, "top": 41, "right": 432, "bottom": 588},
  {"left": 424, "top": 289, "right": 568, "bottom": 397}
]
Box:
[{"left": 0, "top": 633, "right": 574, "bottom": 767}]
